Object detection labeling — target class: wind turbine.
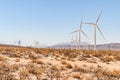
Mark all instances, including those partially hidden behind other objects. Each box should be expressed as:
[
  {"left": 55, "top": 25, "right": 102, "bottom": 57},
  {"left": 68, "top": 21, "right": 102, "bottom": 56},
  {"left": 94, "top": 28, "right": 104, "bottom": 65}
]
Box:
[
  {"left": 84, "top": 11, "right": 105, "bottom": 50},
  {"left": 70, "top": 34, "right": 74, "bottom": 49},
  {"left": 18, "top": 40, "right": 21, "bottom": 46},
  {"left": 71, "top": 19, "right": 88, "bottom": 50},
  {"left": 70, "top": 33, "right": 79, "bottom": 49}
]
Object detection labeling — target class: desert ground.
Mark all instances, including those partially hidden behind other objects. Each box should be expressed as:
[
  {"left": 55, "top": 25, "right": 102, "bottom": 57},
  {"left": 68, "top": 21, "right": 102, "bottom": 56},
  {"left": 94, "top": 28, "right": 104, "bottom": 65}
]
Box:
[{"left": 0, "top": 47, "right": 120, "bottom": 80}]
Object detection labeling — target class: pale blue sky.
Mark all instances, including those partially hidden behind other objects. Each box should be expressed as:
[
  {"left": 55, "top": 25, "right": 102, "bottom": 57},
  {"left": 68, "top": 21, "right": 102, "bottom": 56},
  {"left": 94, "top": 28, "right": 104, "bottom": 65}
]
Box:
[{"left": 0, "top": 0, "right": 120, "bottom": 46}]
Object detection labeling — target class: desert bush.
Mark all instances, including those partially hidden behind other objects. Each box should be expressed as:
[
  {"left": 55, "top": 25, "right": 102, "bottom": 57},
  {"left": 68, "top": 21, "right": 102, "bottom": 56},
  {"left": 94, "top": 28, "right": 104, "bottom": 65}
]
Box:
[
  {"left": 73, "top": 65, "right": 81, "bottom": 72},
  {"left": 61, "top": 60, "right": 67, "bottom": 65},
  {"left": 33, "top": 59, "right": 44, "bottom": 64},
  {"left": 1, "top": 51, "right": 15, "bottom": 57},
  {"left": 32, "top": 66, "right": 44, "bottom": 75},
  {"left": 66, "top": 63, "right": 73, "bottom": 69},
  {"left": 34, "top": 48, "right": 42, "bottom": 54},
  {"left": 61, "top": 56, "right": 66, "bottom": 60},
  {"left": 60, "top": 65, "right": 66, "bottom": 70},
  {"left": 68, "top": 53, "right": 78, "bottom": 58},
  {"left": 15, "top": 52, "right": 21, "bottom": 57},
  {"left": 101, "top": 55, "right": 113, "bottom": 62},
  {"left": 0, "top": 55, "right": 7, "bottom": 61},
  {"left": 15, "top": 58, "right": 20, "bottom": 62},
  {"left": 0, "top": 62, "right": 19, "bottom": 72},
  {"left": 106, "top": 69, "right": 120, "bottom": 77},
  {"left": 72, "top": 72, "right": 80, "bottom": 79},
  {"left": 45, "top": 64, "right": 61, "bottom": 80},
  {"left": 29, "top": 53, "right": 38, "bottom": 59},
  {"left": 62, "top": 77, "right": 69, "bottom": 80},
  {"left": 94, "top": 67, "right": 104, "bottom": 80},
  {"left": 19, "top": 69, "right": 29, "bottom": 77}
]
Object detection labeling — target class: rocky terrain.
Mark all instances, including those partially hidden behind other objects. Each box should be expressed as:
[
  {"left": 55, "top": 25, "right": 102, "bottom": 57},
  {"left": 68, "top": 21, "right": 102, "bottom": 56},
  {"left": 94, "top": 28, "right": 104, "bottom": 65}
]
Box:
[{"left": 0, "top": 47, "right": 120, "bottom": 80}]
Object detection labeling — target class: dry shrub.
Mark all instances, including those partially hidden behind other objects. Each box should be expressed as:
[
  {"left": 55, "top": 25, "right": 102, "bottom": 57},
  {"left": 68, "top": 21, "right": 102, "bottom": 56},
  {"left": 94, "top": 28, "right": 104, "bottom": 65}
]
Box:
[
  {"left": 72, "top": 73, "right": 80, "bottom": 79},
  {"left": 73, "top": 65, "right": 90, "bottom": 73},
  {"left": 61, "top": 56, "right": 66, "bottom": 60},
  {"left": 0, "top": 62, "right": 19, "bottom": 72},
  {"left": 73, "top": 65, "right": 81, "bottom": 72},
  {"left": 86, "top": 59, "right": 97, "bottom": 63},
  {"left": 61, "top": 60, "right": 67, "bottom": 65},
  {"left": 0, "top": 55, "right": 7, "bottom": 61},
  {"left": 64, "top": 51, "right": 70, "bottom": 56},
  {"left": 15, "top": 58, "right": 20, "bottom": 62},
  {"left": 51, "top": 65, "right": 58, "bottom": 70},
  {"left": 34, "top": 48, "right": 42, "bottom": 54},
  {"left": 70, "top": 58, "right": 76, "bottom": 62},
  {"left": 106, "top": 69, "right": 120, "bottom": 77},
  {"left": 60, "top": 65, "right": 66, "bottom": 70},
  {"left": 113, "top": 54, "right": 120, "bottom": 60},
  {"left": 15, "top": 52, "right": 21, "bottom": 57},
  {"left": 66, "top": 63, "right": 73, "bottom": 69},
  {"left": 33, "top": 66, "right": 44, "bottom": 75},
  {"left": 101, "top": 56, "right": 113, "bottom": 62},
  {"left": 54, "top": 53, "right": 60, "bottom": 57},
  {"left": 29, "top": 52, "right": 38, "bottom": 59},
  {"left": 33, "top": 59, "right": 44, "bottom": 64},
  {"left": 62, "top": 77, "right": 69, "bottom": 80},
  {"left": 7, "top": 64, "right": 19, "bottom": 71},
  {"left": 46, "top": 65, "right": 61, "bottom": 80},
  {"left": 94, "top": 68, "right": 104, "bottom": 80},
  {"left": 68, "top": 53, "right": 78, "bottom": 58},
  {"left": 19, "top": 70, "right": 29, "bottom": 76}
]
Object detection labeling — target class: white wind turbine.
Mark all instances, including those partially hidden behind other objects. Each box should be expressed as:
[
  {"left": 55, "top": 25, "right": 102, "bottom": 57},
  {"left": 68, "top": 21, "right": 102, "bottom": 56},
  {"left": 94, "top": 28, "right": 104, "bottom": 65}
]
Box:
[
  {"left": 84, "top": 11, "right": 105, "bottom": 50},
  {"left": 70, "top": 34, "right": 74, "bottom": 49},
  {"left": 70, "top": 33, "right": 79, "bottom": 49},
  {"left": 71, "top": 19, "right": 88, "bottom": 50}
]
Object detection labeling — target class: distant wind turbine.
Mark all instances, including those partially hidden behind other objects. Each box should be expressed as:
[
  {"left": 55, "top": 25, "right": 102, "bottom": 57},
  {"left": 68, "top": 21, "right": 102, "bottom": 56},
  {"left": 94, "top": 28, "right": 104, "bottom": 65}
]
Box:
[
  {"left": 71, "top": 34, "right": 74, "bottom": 49},
  {"left": 18, "top": 40, "right": 21, "bottom": 46},
  {"left": 71, "top": 18, "right": 88, "bottom": 50},
  {"left": 70, "top": 33, "right": 79, "bottom": 49},
  {"left": 84, "top": 11, "right": 105, "bottom": 50}
]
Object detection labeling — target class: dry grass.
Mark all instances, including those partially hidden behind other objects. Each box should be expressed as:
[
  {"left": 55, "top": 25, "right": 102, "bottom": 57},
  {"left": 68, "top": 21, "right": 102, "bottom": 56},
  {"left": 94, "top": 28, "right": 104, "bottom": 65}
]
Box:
[
  {"left": 19, "top": 70, "right": 29, "bottom": 76},
  {"left": 106, "top": 69, "right": 120, "bottom": 77},
  {"left": 61, "top": 60, "right": 67, "bottom": 65},
  {"left": 72, "top": 73, "right": 80, "bottom": 79},
  {"left": 15, "top": 58, "right": 20, "bottom": 62},
  {"left": 33, "top": 59, "right": 44, "bottom": 64},
  {"left": 0, "top": 55, "right": 7, "bottom": 61},
  {"left": 0, "top": 47, "right": 120, "bottom": 79},
  {"left": 66, "top": 63, "right": 73, "bottom": 69}
]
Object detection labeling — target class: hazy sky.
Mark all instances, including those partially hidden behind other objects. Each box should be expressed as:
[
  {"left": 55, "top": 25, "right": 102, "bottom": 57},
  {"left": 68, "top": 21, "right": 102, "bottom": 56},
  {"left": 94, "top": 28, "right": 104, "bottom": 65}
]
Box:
[{"left": 0, "top": 0, "right": 120, "bottom": 46}]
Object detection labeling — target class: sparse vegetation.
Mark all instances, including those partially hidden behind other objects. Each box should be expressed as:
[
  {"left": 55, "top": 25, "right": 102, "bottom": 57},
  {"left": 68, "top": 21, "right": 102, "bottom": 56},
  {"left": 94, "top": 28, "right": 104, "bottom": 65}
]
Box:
[{"left": 0, "top": 47, "right": 120, "bottom": 79}]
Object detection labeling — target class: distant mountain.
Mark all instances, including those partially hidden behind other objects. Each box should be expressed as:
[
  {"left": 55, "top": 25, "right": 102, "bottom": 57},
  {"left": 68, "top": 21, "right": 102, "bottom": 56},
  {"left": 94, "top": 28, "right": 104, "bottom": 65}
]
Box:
[
  {"left": 1, "top": 42, "right": 120, "bottom": 50},
  {"left": 54, "top": 41, "right": 89, "bottom": 46},
  {"left": 0, "top": 44, "right": 22, "bottom": 47},
  {"left": 49, "top": 42, "right": 120, "bottom": 50}
]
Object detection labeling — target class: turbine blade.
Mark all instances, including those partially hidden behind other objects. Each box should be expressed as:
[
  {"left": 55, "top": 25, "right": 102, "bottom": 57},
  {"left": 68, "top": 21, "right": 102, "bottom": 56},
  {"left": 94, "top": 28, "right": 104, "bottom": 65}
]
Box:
[
  {"left": 71, "top": 30, "right": 80, "bottom": 33},
  {"left": 96, "top": 11, "right": 102, "bottom": 24},
  {"left": 81, "top": 30, "right": 88, "bottom": 38},
  {"left": 80, "top": 17, "right": 83, "bottom": 30},
  {"left": 84, "top": 22, "right": 95, "bottom": 25},
  {"left": 97, "top": 25, "right": 105, "bottom": 40}
]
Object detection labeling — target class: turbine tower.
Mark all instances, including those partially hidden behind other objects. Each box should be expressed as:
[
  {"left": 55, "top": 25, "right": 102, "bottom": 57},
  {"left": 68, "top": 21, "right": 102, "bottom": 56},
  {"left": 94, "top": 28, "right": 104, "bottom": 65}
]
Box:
[
  {"left": 84, "top": 11, "right": 105, "bottom": 50},
  {"left": 18, "top": 40, "right": 21, "bottom": 46},
  {"left": 34, "top": 41, "right": 39, "bottom": 48},
  {"left": 71, "top": 19, "right": 88, "bottom": 50},
  {"left": 71, "top": 34, "right": 74, "bottom": 49},
  {"left": 70, "top": 33, "right": 79, "bottom": 49}
]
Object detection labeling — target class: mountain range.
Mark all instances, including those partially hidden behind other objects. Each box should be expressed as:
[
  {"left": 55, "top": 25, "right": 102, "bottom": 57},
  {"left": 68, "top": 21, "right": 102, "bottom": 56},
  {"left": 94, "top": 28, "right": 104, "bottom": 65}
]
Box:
[{"left": 49, "top": 42, "right": 120, "bottom": 50}]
